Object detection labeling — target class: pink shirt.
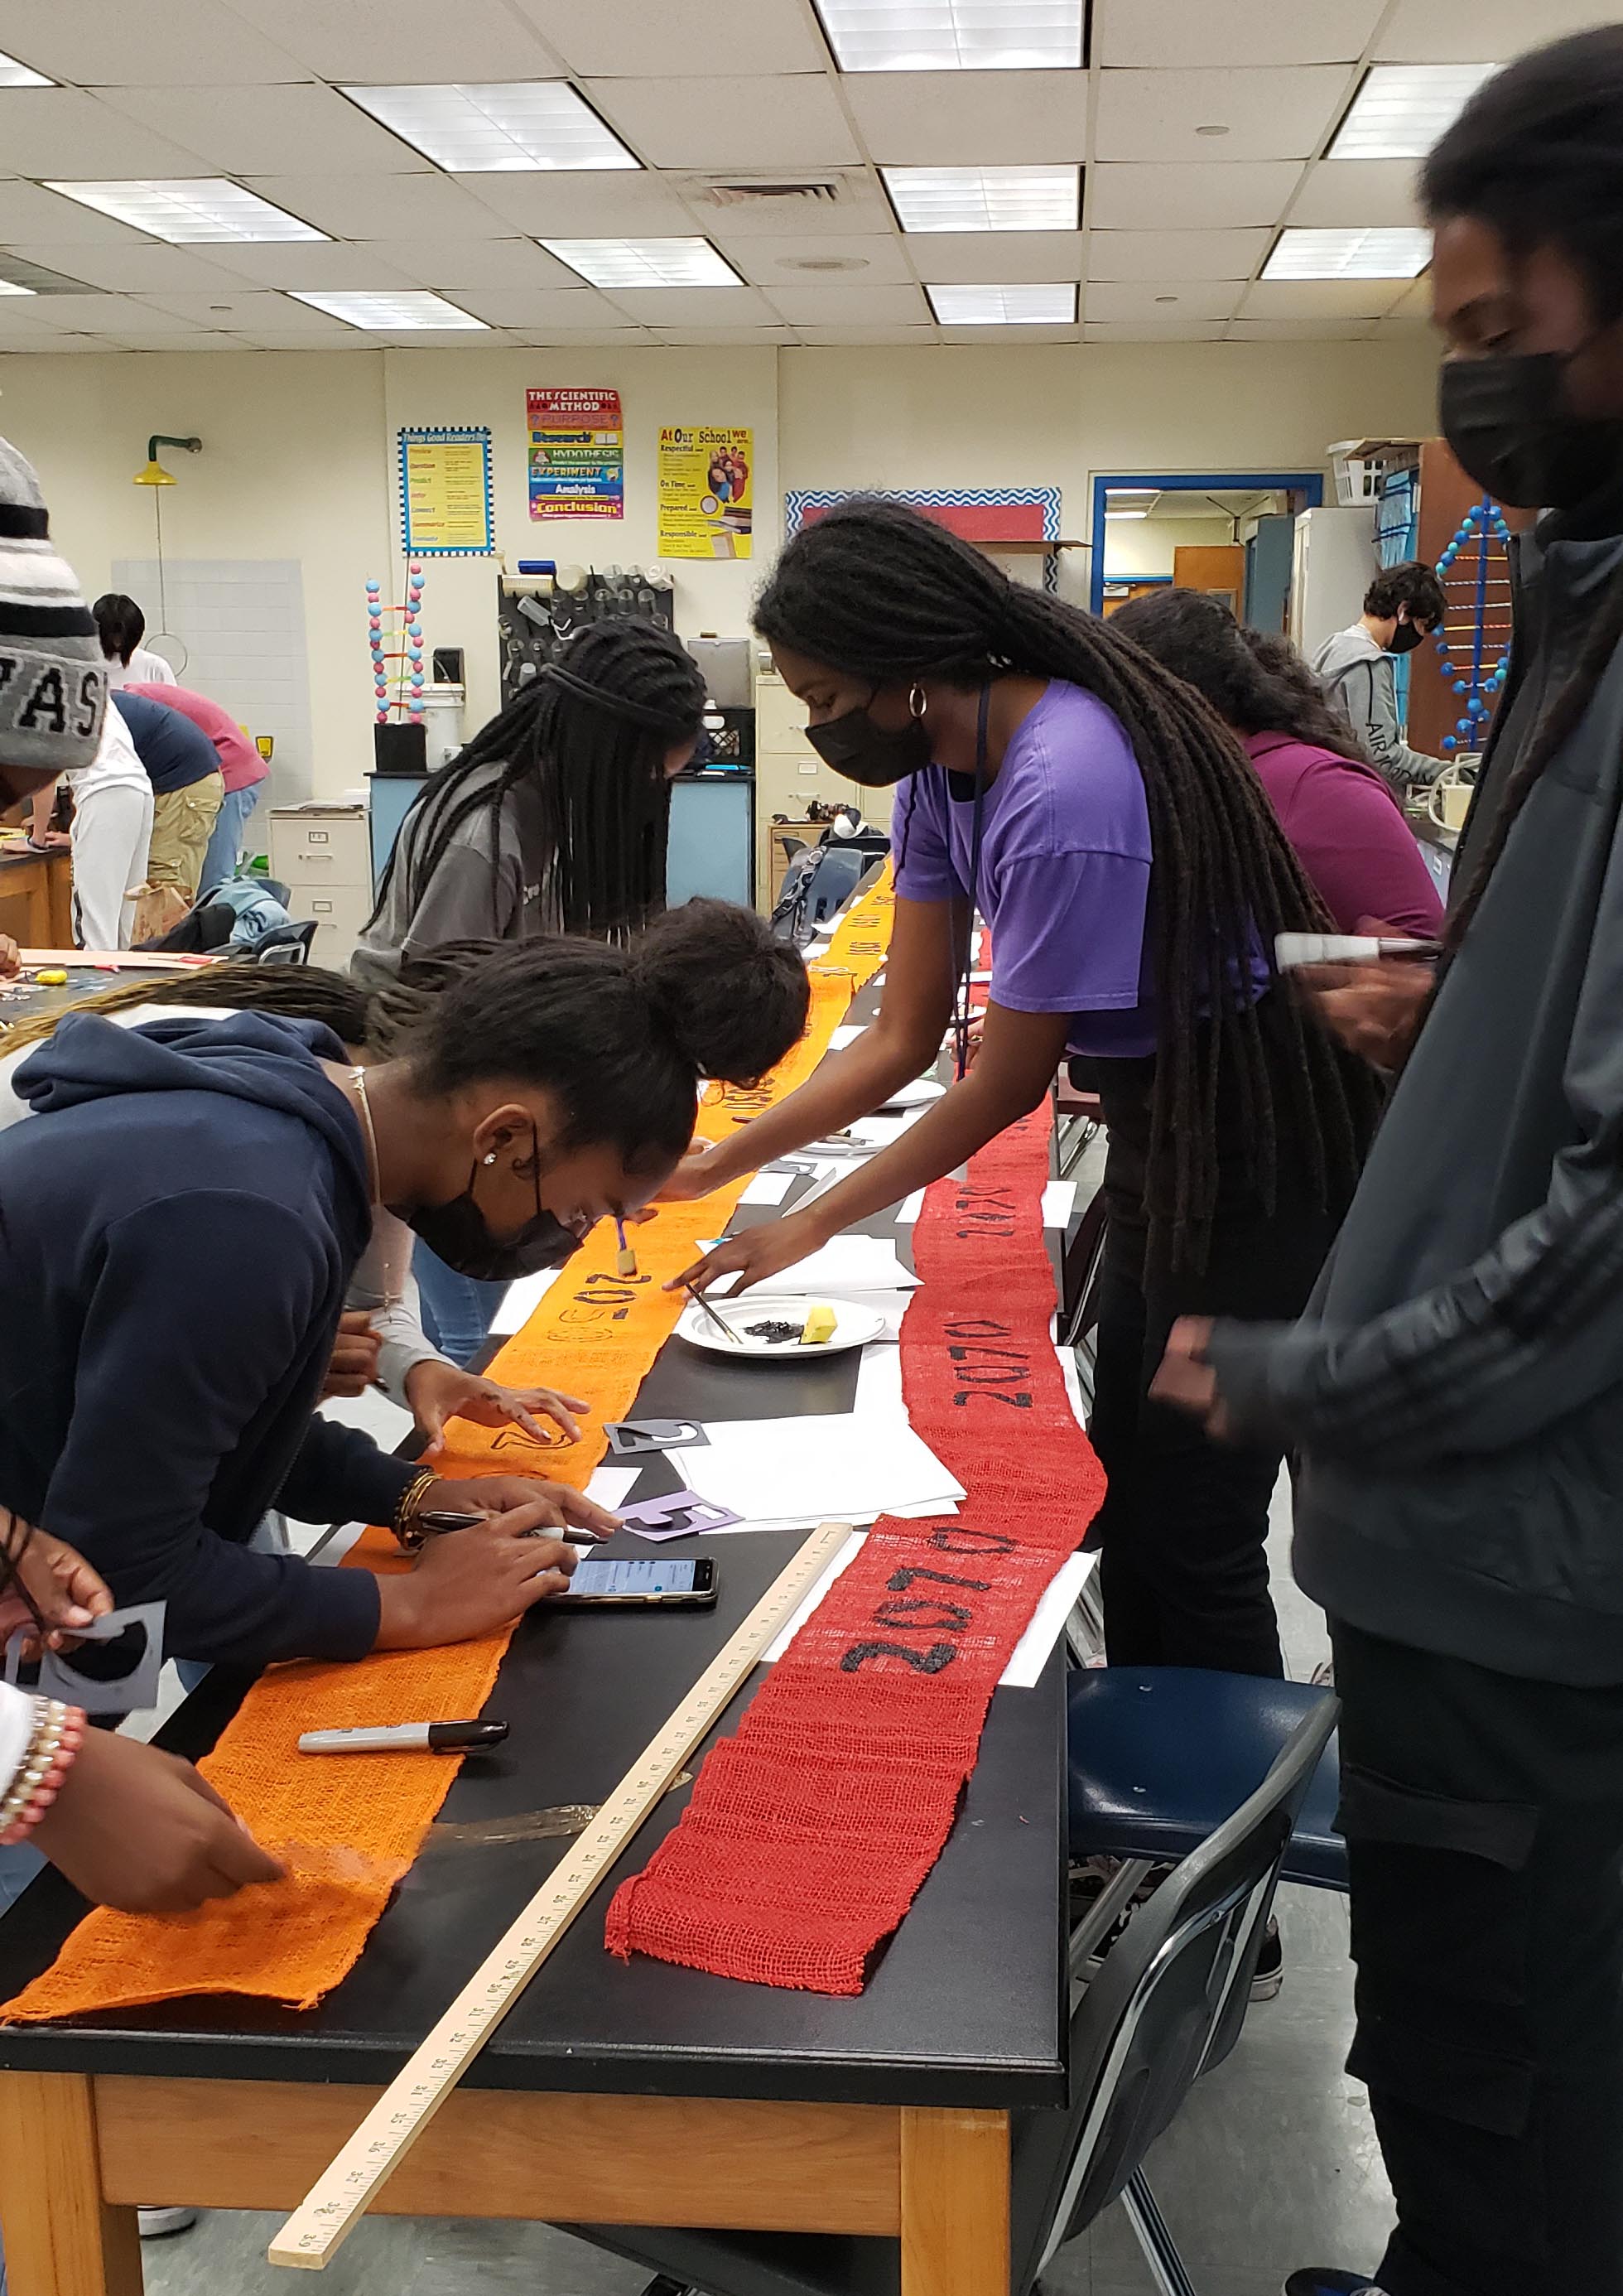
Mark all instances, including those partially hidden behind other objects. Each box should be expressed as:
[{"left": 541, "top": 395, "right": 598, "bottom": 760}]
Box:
[
  {"left": 123, "top": 683, "right": 267, "bottom": 795},
  {"left": 1244, "top": 730, "right": 1444, "bottom": 940}
]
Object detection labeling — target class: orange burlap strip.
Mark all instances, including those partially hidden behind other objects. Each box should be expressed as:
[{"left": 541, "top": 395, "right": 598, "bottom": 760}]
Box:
[{"left": 6, "top": 871, "right": 893, "bottom": 2020}]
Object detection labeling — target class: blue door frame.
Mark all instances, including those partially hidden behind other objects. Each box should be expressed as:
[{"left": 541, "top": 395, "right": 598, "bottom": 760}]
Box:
[{"left": 1090, "top": 470, "right": 1325, "bottom": 616}]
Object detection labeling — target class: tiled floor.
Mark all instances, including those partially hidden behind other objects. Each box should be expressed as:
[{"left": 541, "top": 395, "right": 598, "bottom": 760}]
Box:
[{"left": 141, "top": 1478, "right": 1394, "bottom": 2296}]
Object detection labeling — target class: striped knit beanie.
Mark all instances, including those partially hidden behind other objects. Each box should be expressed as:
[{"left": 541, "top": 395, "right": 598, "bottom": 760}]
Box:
[{"left": 0, "top": 436, "right": 106, "bottom": 780}]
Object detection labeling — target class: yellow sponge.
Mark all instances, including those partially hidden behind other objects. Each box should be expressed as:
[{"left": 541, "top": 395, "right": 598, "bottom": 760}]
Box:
[{"left": 800, "top": 1302, "right": 837, "bottom": 1345}]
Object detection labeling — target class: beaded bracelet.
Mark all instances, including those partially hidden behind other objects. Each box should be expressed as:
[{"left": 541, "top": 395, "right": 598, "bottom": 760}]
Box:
[
  {"left": 392, "top": 1465, "right": 439, "bottom": 1552},
  {"left": 0, "top": 1698, "right": 85, "bottom": 1845}
]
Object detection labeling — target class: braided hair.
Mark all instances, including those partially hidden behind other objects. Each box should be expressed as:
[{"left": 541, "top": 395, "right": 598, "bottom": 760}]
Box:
[
  {"left": 366, "top": 619, "right": 706, "bottom": 945},
  {"left": 0, "top": 962, "right": 373, "bottom": 1057},
  {"left": 1422, "top": 27, "right": 1623, "bottom": 951},
  {"left": 755, "top": 499, "right": 1377, "bottom": 1264},
  {"left": 1111, "top": 587, "right": 1375, "bottom": 768}
]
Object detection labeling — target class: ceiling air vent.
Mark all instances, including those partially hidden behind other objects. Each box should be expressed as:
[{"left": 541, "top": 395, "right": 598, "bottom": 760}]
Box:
[{"left": 693, "top": 178, "right": 844, "bottom": 210}]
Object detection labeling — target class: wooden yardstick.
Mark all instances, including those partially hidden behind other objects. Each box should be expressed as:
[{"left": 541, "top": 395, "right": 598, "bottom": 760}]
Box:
[{"left": 269, "top": 1519, "right": 853, "bottom": 2269}]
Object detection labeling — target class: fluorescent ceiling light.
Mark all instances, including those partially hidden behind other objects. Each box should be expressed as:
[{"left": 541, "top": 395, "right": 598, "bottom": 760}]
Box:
[
  {"left": 884, "top": 165, "right": 1079, "bottom": 233},
  {"left": 0, "top": 50, "right": 51, "bottom": 86},
  {"left": 291, "top": 289, "right": 487, "bottom": 329},
  {"left": 43, "top": 179, "right": 325, "bottom": 244},
  {"left": 1330, "top": 63, "right": 1497, "bottom": 160},
  {"left": 1104, "top": 509, "right": 1148, "bottom": 520},
  {"left": 542, "top": 237, "right": 743, "bottom": 288},
  {"left": 1264, "top": 227, "right": 1430, "bottom": 280},
  {"left": 342, "top": 81, "right": 638, "bottom": 172},
  {"left": 927, "top": 282, "right": 1076, "bottom": 324},
  {"left": 0, "top": 281, "right": 33, "bottom": 297},
  {"left": 816, "top": 0, "right": 1083, "bottom": 70}
]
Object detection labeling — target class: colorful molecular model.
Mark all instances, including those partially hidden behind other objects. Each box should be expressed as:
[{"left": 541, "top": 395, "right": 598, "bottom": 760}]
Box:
[
  {"left": 364, "top": 563, "right": 427, "bottom": 726},
  {"left": 1433, "top": 497, "right": 1513, "bottom": 755}
]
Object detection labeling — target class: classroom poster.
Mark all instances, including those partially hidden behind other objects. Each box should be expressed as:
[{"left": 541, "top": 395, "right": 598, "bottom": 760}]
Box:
[
  {"left": 657, "top": 426, "right": 753, "bottom": 559},
  {"left": 526, "top": 386, "right": 624, "bottom": 519},
  {"left": 397, "top": 427, "right": 494, "bottom": 556}
]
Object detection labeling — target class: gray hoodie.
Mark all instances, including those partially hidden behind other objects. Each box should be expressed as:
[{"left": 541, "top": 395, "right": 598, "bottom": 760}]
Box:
[
  {"left": 1212, "top": 508, "right": 1623, "bottom": 1686},
  {"left": 1312, "top": 624, "right": 1444, "bottom": 793}
]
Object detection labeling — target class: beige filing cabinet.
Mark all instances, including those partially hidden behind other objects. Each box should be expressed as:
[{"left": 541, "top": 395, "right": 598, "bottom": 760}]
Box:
[
  {"left": 268, "top": 803, "right": 372, "bottom": 967},
  {"left": 753, "top": 656, "right": 875, "bottom": 909}
]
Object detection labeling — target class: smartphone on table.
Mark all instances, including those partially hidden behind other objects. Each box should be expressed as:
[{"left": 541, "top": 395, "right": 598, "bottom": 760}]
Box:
[{"left": 558, "top": 1557, "right": 718, "bottom": 1609}]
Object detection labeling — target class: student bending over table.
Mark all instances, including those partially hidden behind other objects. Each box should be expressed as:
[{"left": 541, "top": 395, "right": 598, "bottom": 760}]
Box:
[
  {"left": 666, "top": 500, "right": 1380, "bottom": 1685},
  {"left": 0, "top": 905, "right": 805, "bottom": 1676}
]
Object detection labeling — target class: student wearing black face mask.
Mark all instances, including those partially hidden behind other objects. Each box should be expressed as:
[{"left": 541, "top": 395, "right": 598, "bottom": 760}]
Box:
[
  {"left": 0, "top": 903, "right": 807, "bottom": 1678},
  {"left": 1312, "top": 561, "right": 1448, "bottom": 797},
  {"left": 1149, "top": 31, "right": 1623, "bottom": 2296}
]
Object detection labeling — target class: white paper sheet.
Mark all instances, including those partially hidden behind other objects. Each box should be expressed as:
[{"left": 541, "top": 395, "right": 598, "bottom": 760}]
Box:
[
  {"left": 739, "top": 1168, "right": 795, "bottom": 1207},
  {"left": 845, "top": 1107, "right": 926, "bottom": 1150},
  {"left": 1042, "top": 1181, "right": 1078, "bottom": 1228},
  {"left": 893, "top": 1189, "right": 927, "bottom": 1226},
  {"left": 489, "top": 1266, "right": 564, "bottom": 1335},
  {"left": 829, "top": 1024, "right": 865, "bottom": 1050},
  {"left": 763, "top": 1537, "right": 1096, "bottom": 1684},
  {"left": 689, "top": 1413, "right": 963, "bottom": 1533},
  {"left": 710, "top": 1234, "right": 921, "bottom": 1299},
  {"left": 585, "top": 1464, "right": 641, "bottom": 1511}
]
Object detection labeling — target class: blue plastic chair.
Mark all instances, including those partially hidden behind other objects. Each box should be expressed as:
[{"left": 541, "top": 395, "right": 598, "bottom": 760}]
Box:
[{"left": 1067, "top": 1666, "right": 1346, "bottom": 1893}]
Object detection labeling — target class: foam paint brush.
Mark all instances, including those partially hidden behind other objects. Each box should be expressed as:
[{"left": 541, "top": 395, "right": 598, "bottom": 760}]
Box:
[{"left": 615, "top": 1217, "right": 638, "bottom": 1277}]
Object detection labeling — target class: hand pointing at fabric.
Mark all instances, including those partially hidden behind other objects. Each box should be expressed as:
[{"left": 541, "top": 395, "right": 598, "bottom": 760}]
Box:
[{"left": 670, "top": 1206, "right": 831, "bottom": 1300}]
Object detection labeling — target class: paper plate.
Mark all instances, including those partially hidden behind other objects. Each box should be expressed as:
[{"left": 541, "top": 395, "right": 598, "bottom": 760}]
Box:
[
  {"left": 676, "top": 1294, "right": 887, "bottom": 1358},
  {"left": 879, "top": 1075, "right": 946, "bottom": 1112}
]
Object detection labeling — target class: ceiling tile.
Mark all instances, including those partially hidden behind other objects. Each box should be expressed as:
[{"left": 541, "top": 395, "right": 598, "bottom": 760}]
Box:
[
  {"left": 1083, "top": 318, "right": 1226, "bottom": 340},
  {"left": 518, "top": 0, "right": 827, "bottom": 76},
  {"left": 108, "top": 330, "right": 248, "bottom": 349},
  {"left": 791, "top": 325, "right": 939, "bottom": 345},
  {"left": 716, "top": 232, "right": 915, "bottom": 287},
  {"left": 1387, "top": 277, "right": 1433, "bottom": 319},
  {"left": 230, "top": 331, "right": 383, "bottom": 350},
  {"left": 457, "top": 171, "right": 696, "bottom": 235},
  {"left": 844, "top": 70, "right": 1088, "bottom": 163},
  {"left": 765, "top": 279, "right": 932, "bottom": 323},
  {"left": 0, "top": 89, "right": 219, "bottom": 176},
  {"left": 1240, "top": 276, "right": 1410, "bottom": 319},
  {"left": 0, "top": 310, "right": 63, "bottom": 341},
  {"left": 648, "top": 324, "right": 799, "bottom": 345},
  {"left": 937, "top": 323, "right": 1079, "bottom": 344},
  {"left": 1095, "top": 0, "right": 1383, "bottom": 67},
  {"left": 583, "top": 75, "right": 860, "bottom": 170},
  {"left": 504, "top": 326, "right": 655, "bottom": 345},
  {"left": 0, "top": 0, "right": 309, "bottom": 84},
  {"left": 0, "top": 330, "right": 105, "bottom": 350},
  {"left": 0, "top": 181, "right": 152, "bottom": 244},
  {"left": 134, "top": 287, "right": 346, "bottom": 329},
  {"left": 223, "top": 0, "right": 561, "bottom": 80},
  {"left": 2, "top": 241, "right": 258, "bottom": 291},
  {"left": 600, "top": 284, "right": 778, "bottom": 324},
  {"left": 681, "top": 172, "right": 895, "bottom": 234},
  {"left": 1226, "top": 315, "right": 1375, "bottom": 340},
  {"left": 243, "top": 175, "right": 513, "bottom": 239},
  {"left": 357, "top": 239, "right": 580, "bottom": 290},
  {"left": 911, "top": 230, "right": 1084, "bottom": 283},
  {"left": 1086, "top": 228, "right": 1268, "bottom": 281},
  {"left": 1084, "top": 278, "right": 1243, "bottom": 320},
  {"left": 1094, "top": 66, "right": 1355, "bottom": 162},
  {"left": 1088, "top": 160, "right": 1303, "bottom": 229},
  {"left": 1373, "top": 0, "right": 1608, "bottom": 61},
  {"left": 99, "top": 85, "right": 430, "bottom": 175},
  {"left": 446, "top": 286, "right": 642, "bottom": 328},
  {"left": 22, "top": 292, "right": 201, "bottom": 330},
  {"left": 184, "top": 240, "right": 421, "bottom": 288},
  {"left": 1286, "top": 158, "right": 1423, "bottom": 229}
]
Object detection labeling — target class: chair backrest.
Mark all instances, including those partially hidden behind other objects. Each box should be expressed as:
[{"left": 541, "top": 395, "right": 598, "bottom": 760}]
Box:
[
  {"left": 1023, "top": 1694, "right": 1337, "bottom": 2287},
  {"left": 252, "top": 919, "right": 318, "bottom": 964}
]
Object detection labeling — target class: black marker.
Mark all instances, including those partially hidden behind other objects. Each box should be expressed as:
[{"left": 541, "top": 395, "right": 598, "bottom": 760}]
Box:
[{"left": 298, "top": 1720, "right": 510, "bottom": 1755}]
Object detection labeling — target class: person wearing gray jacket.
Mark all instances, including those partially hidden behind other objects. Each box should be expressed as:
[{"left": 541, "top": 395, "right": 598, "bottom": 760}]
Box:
[
  {"left": 1312, "top": 561, "right": 1449, "bottom": 795},
  {"left": 1153, "top": 31, "right": 1623, "bottom": 2296}
]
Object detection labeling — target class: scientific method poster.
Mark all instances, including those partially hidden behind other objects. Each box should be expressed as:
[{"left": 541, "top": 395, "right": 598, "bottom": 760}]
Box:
[
  {"left": 527, "top": 387, "right": 624, "bottom": 520},
  {"left": 657, "top": 426, "right": 753, "bottom": 559}
]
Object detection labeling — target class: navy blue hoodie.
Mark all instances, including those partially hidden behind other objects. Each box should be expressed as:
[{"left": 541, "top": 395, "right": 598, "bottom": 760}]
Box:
[{"left": 0, "top": 1011, "right": 415, "bottom": 1667}]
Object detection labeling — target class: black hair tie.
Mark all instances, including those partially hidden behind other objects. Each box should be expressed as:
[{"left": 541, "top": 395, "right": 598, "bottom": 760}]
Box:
[{"left": 540, "top": 660, "right": 688, "bottom": 733}]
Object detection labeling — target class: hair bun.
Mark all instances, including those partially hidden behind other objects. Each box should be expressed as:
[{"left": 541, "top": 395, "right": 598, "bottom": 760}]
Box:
[{"left": 628, "top": 898, "right": 809, "bottom": 1087}]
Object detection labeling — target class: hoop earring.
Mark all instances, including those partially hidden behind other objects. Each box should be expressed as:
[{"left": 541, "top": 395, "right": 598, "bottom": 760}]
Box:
[{"left": 908, "top": 683, "right": 927, "bottom": 720}]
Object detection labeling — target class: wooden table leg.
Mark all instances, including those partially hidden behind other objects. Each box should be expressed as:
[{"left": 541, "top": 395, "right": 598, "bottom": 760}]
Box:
[
  {"left": 0, "top": 2071, "right": 142, "bottom": 2296},
  {"left": 899, "top": 2105, "right": 1010, "bottom": 2295},
  {"left": 46, "top": 850, "right": 73, "bottom": 948}
]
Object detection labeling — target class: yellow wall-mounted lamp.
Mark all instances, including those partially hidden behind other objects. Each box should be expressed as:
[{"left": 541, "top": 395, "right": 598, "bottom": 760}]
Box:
[{"left": 133, "top": 433, "right": 200, "bottom": 486}]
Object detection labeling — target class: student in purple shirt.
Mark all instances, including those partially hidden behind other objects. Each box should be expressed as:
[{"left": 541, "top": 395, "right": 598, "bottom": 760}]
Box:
[
  {"left": 1112, "top": 587, "right": 1445, "bottom": 939},
  {"left": 667, "top": 499, "right": 1380, "bottom": 1684}
]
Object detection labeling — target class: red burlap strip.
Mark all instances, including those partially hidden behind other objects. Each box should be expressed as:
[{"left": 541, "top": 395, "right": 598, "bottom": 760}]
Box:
[{"left": 604, "top": 1096, "right": 1107, "bottom": 1994}]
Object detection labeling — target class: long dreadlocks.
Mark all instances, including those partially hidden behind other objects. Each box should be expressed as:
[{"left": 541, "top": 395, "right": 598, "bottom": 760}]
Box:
[
  {"left": 1421, "top": 27, "right": 1623, "bottom": 953},
  {"left": 754, "top": 499, "right": 1379, "bottom": 1265},
  {"left": 366, "top": 619, "right": 706, "bottom": 944}
]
